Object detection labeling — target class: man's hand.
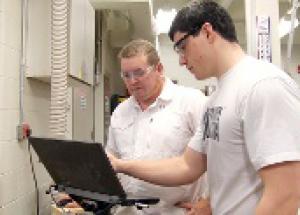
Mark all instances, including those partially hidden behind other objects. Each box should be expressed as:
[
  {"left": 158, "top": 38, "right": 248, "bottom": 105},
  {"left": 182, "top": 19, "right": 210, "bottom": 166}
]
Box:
[
  {"left": 55, "top": 193, "right": 81, "bottom": 208},
  {"left": 106, "top": 152, "right": 120, "bottom": 172},
  {"left": 176, "top": 198, "right": 211, "bottom": 215},
  {"left": 107, "top": 147, "right": 206, "bottom": 187}
]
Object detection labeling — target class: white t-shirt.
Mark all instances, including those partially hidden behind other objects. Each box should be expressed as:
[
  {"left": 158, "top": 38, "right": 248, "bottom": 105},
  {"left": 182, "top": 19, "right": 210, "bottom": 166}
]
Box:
[
  {"left": 107, "top": 79, "right": 208, "bottom": 215},
  {"left": 189, "top": 56, "right": 300, "bottom": 214}
]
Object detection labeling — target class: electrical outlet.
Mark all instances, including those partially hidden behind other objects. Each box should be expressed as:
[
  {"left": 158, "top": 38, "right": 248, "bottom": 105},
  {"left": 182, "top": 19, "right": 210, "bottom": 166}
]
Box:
[{"left": 17, "top": 123, "right": 31, "bottom": 141}]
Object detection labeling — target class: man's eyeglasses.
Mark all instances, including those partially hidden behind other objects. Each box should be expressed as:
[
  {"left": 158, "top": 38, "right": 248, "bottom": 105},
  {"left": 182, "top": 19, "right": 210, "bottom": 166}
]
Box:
[
  {"left": 121, "top": 66, "right": 154, "bottom": 80},
  {"left": 173, "top": 27, "right": 201, "bottom": 55}
]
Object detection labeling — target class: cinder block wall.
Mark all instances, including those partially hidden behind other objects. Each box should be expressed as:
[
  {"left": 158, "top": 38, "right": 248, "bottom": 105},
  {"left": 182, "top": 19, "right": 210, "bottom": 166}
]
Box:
[{"left": 0, "top": 0, "right": 52, "bottom": 214}]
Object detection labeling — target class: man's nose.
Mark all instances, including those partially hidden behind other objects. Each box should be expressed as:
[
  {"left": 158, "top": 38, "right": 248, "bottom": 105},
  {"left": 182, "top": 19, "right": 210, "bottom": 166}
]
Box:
[
  {"left": 126, "top": 76, "right": 138, "bottom": 84},
  {"left": 179, "top": 54, "right": 187, "bottom": 66}
]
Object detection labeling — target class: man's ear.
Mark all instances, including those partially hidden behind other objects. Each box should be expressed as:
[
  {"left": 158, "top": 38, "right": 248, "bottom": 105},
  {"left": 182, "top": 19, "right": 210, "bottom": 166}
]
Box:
[
  {"left": 202, "top": 22, "right": 216, "bottom": 43},
  {"left": 156, "top": 62, "right": 164, "bottom": 76}
]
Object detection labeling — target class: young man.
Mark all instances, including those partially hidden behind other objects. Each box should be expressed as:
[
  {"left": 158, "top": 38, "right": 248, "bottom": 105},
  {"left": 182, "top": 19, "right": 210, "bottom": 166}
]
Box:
[
  {"left": 107, "top": 39, "right": 209, "bottom": 214},
  {"left": 109, "top": 1, "right": 300, "bottom": 214}
]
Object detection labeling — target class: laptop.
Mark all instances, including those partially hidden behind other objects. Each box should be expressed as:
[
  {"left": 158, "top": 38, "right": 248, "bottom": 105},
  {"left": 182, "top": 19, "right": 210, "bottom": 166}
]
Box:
[{"left": 29, "top": 136, "right": 159, "bottom": 206}]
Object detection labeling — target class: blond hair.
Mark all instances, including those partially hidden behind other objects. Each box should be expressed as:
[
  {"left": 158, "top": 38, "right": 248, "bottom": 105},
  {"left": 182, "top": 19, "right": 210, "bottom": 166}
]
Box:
[{"left": 118, "top": 39, "right": 160, "bottom": 66}]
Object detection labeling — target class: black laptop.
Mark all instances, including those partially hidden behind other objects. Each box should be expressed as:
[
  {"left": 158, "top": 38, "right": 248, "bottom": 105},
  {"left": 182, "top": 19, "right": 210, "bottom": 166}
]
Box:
[{"left": 29, "top": 136, "right": 159, "bottom": 206}]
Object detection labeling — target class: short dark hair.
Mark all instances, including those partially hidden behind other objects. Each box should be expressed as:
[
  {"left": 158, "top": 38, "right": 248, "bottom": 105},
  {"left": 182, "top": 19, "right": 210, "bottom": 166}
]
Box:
[{"left": 168, "top": 0, "right": 238, "bottom": 43}]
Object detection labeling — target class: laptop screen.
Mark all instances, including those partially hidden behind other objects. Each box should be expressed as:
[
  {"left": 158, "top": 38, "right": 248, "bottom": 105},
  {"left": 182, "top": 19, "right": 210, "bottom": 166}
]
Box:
[{"left": 29, "top": 137, "right": 126, "bottom": 198}]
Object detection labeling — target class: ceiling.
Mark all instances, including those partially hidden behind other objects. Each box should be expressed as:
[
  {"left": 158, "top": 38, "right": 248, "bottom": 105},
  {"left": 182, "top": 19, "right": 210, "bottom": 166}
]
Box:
[
  {"left": 89, "top": 0, "right": 299, "bottom": 46},
  {"left": 154, "top": 0, "right": 299, "bottom": 45}
]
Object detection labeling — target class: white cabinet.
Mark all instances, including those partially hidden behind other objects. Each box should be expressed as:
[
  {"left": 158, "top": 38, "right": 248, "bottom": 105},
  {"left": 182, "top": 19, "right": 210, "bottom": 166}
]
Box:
[
  {"left": 27, "top": 0, "right": 95, "bottom": 85},
  {"left": 69, "top": 0, "right": 95, "bottom": 84}
]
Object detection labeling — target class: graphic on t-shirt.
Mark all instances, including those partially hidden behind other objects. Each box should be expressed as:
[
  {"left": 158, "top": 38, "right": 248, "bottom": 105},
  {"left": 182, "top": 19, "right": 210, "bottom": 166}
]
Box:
[{"left": 202, "top": 106, "right": 223, "bottom": 141}]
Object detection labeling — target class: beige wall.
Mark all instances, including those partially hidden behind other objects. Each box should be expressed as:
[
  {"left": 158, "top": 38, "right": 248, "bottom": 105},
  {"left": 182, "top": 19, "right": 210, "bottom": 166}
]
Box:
[{"left": 0, "top": 0, "right": 52, "bottom": 214}]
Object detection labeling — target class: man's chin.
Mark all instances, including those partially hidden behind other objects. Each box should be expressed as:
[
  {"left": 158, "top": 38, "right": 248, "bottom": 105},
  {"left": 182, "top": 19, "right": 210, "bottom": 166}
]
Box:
[
  {"left": 132, "top": 93, "right": 144, "bottom": 100},
  {"left": 194, "top": 73, "right": 203, "bottom": 80},
  {"left": 194, "top": 73, "right": 209, "bottom": 80}
]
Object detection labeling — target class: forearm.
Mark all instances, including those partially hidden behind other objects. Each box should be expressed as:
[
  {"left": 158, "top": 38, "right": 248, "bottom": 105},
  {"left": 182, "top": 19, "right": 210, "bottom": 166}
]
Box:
[
  {"left": 256, "top": 162, "right": 300, "bottom": 215},
  {"left": 256, "top": 190, "right": 300, "bottom": 215},
  {"left": 117, "top": 152, "right": 206, "bottom": 186}
]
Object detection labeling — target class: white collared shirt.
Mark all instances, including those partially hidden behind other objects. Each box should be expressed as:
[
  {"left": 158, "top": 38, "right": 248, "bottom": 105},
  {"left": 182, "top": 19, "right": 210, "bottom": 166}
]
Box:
[{"left": 107, "top": 79, "right": 207, "bottom": 215}]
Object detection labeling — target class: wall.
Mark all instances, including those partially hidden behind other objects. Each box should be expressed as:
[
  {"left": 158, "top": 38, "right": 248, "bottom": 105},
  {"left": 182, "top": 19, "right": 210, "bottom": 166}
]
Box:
[
  {"left": 101, "top": 11, "right": 125, "bottom": 96},
  {"left": 157, "top": 34, "right": 216, "bottom": 91},
  {"left": 0, "top": 0, "right": 53, "bottom": 214},
  {"left": 281, "top": 44, "right": 300, "bottom": 85},
  {"left": 95, "top": 11, "right": 127, "bottom": 145},
  {"left": 1, "top": 0, "right": 97, "bottom": 212}
]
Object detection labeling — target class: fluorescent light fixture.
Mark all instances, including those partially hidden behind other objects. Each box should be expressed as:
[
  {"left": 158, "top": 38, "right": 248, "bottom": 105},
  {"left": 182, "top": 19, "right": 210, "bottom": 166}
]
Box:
[
  {"left": 155, "top": 9, "right": 177, "bottom": 35},
  {"left": 279, "top": 17, "right": 299, "bottom": 38}
]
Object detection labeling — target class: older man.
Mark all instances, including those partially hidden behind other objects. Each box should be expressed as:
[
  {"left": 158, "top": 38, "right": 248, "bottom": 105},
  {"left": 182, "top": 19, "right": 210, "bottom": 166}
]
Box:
[{"left": 106, "top": 39, "right": 209, "bottom": 215}]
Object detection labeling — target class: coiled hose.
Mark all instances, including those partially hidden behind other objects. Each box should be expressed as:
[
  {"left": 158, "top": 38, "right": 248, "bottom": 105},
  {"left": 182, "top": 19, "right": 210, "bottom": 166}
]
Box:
[{"left": 50, "top": 0, "right": 69, "bottom": 137}]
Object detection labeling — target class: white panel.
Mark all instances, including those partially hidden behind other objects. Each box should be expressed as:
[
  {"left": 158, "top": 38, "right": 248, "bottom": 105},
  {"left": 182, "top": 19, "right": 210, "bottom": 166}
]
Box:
[
  {"left": 69, "top": 0, "right": 95, "bottom": 84},
  {"left": 85, "top": 2, "right": 96, "bottom": 84},
  {"left": 27, "top": 0, "right": 95, "bottom": 84},
  {"left": 70, "top": 0, "right": 85, "bottom": 81},
  {"left": 26, "top": 0, "right": 51, "bottom": 78},
  {"left": 72, "top": 85, "right": 93, "bottom": 141}
]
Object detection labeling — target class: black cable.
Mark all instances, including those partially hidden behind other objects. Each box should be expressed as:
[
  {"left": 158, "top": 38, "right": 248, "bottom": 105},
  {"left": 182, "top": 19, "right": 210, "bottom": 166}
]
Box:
[{"left": 28, "top": 142, "right": 40, "bottom": 215}]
